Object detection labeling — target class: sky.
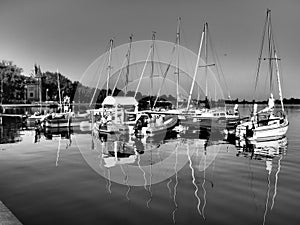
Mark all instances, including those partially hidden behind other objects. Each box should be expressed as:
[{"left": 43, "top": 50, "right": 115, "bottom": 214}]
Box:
[{"left": 0, "top": 0, "right": 300, "bottom": 100}]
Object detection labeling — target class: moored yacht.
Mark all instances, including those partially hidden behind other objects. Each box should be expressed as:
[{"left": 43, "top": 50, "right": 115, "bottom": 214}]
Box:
[{"left": 235, "top": 9, "right": 289, "bottom": 142}]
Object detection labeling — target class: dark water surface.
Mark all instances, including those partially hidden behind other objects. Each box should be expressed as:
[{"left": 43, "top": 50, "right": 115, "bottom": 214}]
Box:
[{"left": 0, "top": 108, "right": 299, "bottom": 225}]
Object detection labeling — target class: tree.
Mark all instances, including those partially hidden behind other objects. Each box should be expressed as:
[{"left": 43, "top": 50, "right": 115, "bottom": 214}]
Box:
[{"left": 0, "top": 60, "right": 25, "bottom": 103}]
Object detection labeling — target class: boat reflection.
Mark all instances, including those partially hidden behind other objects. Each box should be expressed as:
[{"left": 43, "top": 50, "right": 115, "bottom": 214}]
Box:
[
  {"left": 28, "top": 120, "right": 288, "bottom": 224},
  {"left": 236, "top": 137, "right": 288, "bottom": 225},
  {"left": 91, "top": 129, "right": 221, "bottom": 223},
  {"left": 0, "top": 116, "right": 22, "bottom": 145},
  {"left": 98, "top": 133, "right": 145, "bottom": 168},
  {"left": 236, "top": 136, "right": 288, "bottom": 159},
  {"left": 33, "top": 125, "right": 91, "bottom": 143}
]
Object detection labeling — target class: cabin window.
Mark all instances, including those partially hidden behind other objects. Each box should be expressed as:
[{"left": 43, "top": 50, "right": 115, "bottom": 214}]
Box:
[
  {"left": 258, "top": 120, "right": 269, "bottom": 126},
  {"left": 123, "top": 105, "right": 135, "bottom": 112},
  {"left": 124, "top": 113, "right": 136, "bottom": 122},
  {"left": 220, "top": 113, "right": 225, "bottom": 116},
  {"left": 103, "top": 105, "right": 114, "bottom": 109}
]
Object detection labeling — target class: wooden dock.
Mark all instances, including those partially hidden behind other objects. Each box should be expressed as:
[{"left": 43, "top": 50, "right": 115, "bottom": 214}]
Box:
[{"left": 0, "top": 201, "right": 22, "bottom": 225}]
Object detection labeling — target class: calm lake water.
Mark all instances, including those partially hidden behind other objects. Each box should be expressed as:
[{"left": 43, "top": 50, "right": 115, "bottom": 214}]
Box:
[{"left": 0, "top": 106, "right": 299, "bottom": 225}]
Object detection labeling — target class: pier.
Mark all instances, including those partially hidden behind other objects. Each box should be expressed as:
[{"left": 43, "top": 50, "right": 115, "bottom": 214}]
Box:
[{"left": 0, "top": 201, "right": 22, "bottom": 225}]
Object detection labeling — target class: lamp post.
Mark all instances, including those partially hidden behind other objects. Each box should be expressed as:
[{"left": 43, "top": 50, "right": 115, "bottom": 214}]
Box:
[{"left": 46, "top": 88, "right": 49, "bottom": 102}]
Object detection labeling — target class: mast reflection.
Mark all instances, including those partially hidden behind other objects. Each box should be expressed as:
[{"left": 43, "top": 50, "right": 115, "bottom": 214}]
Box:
[{"left": 236, "top": 137, "right": 288, "bottom": 225}]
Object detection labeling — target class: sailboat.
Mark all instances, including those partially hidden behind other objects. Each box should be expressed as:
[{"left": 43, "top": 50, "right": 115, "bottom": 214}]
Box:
[
  {"left": 94, "top": 32, "right": 178, "bottom": 136},
  {"left": 42, "top": 70, "right": 72, "bottom": 129},
  {"left": 26, "top": 64, "right": 48, "bottom": 128},
  {"left": 43, "top": 70, "right": 89, "bottom": 129},
  {"left": 180, "top": 23, "right": 239, "bottom": 131},
  {"left": 235, "top": 9, "right": 289, "bottom": 142}
]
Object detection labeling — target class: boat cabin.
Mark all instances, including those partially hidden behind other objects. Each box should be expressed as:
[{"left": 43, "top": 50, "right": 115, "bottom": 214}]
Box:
[{"left": 101, "top": 96, "right": 138, "bottom": 124}]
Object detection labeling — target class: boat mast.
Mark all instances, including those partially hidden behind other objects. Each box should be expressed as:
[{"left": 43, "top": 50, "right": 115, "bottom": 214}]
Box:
[
  {"left": 274, "top": 53, "right": 284, "bottom": 112},
  {"left": 151, "top": 31, "right": 156, "bottom": 98},
  {"left": 254, "top": 10, "right": 268, "bottom": 96},
  {"left": 125, "top": 34, "right": 133, "bottom": 96},
  {"left": 112, "top": 35, "right": 133, "bottom": 96},
  {"left": 176, "top": 17, "right": 181, "bottom": 109},
  {"left": 268, "top": 10, "right": 284, "bottom": 112},
  {"left": 267, "top": 9, "right": 274, "bottom": 93},
  {"left": 266, "top": 9, "right": 284, "bottom": 112},
  {"left": 201, "top": 24, "right": 215, "bottom": 108},
  {"left": 57, "top": 69, "right": 62, "bottom": 107},
  {"left": 214, "top": 82, "right": 217, "bottom": 102},
  {"left": 204, "top": 23, "right": 208, "bottom": 98},
  {"left": 106, "top": 39, "right": 113, "bottom": 97},
  {"left": 186, "top": 24, "right": 205, "bottom": 111},
  {"left": 39, "top": 67, "right": 42, "bottom": 111},
  {"left": 134, "top": 46, "right": 152, "bottom": 98},
  {"left": 153, "top": 43, "right": 177, "bottom": 109}
]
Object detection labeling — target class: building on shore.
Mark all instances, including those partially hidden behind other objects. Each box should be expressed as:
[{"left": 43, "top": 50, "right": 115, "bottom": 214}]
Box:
[{"left": 26, "top": 83, "right": 40, "bottom": 102}]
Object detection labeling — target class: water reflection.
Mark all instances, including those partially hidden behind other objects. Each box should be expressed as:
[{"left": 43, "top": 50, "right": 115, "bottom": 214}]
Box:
[
  {"left": 236, "top": 137, "right": 288, "bottom": 225},
  {"left": 0, "top": 116, "right": 291, "bottom": 224},
  {"left": 0, "top": 116, "right": 22, "bottom": 145},
  {"left": 89, "top": 130, "right": 288, "bottom": 223},
  {"left": 172, "top": 144, "right": 178, "bottom": 223},
  {"left": 236, "top": 137, "right": 287, "bottom": 159},
  {"left": 187, "top": 142, "right": 202, "bottom": 216},
  {"left": 98, "top": 133, "right": 140, "bottom": 168},
  {"left": 86, "top": 129, "right": 223, "bottom": 223}
]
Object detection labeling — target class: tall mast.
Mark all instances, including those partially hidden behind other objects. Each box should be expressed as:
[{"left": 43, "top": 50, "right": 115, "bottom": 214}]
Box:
[
  {"left": 37, "top": 65, "right": 42, "bottom": 112},
  {"left": 125, "top": 34, "right": 133, "bottom": 96},
  {"left": 254, "top": 9, "right": 268, "bottom": 96},
  {"left": 197, "top": 85, "right": 200, "bottom": 106},
  {"left": 106, "top": 39, "right": 113, "bottom": 96},
  {"left": 267, "top": 9, "right": 273, "bottom": 93},
  {"left": 186, "top": 25, "right": 205, "bottom": 110},
  {"left": 214, "top": 82, "right": 217, "bottom": 102},
  {"left": 39, "top": 74, "right": 42, "bottom": 109},
  {"left": 204, "top": 23, "right": 208, "bottom": 98},
  {"left": 254, "top": 9, "right": 285, "bottom": 112},
  {"left": 267, "top": 9, "right": 284, "bottom": 112},
  {"left": 150, "top": 31, "right": 156, "bottom": 97},
  {"left": 57, "top": 69, "right": 62, "bottom": 106},
  {"left": 134, "top": 47, "right": 152, "bottom": 98},
  {"left": 274, "top": 52, "right": 284, "bottom": 112},
  {"left": 176, "top": 17, "right": 181, "bottom": 109}
]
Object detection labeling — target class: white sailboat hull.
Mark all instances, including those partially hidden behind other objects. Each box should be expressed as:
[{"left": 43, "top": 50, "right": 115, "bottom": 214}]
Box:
[
  {"left": 252, "top": 121, "right": 288, "bottom": 141},
  {"left": 236, "top": 118, "right": 288, "bottom": 142}
]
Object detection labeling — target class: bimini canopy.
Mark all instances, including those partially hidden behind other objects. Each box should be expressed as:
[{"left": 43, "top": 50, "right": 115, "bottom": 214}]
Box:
[{"left": 102, "top": 96, "right": 138, "bottom": 107}]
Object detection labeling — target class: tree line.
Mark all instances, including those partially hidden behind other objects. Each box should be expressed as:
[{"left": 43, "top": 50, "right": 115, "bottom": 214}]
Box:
[
  {"left": 1, "top": 60, "right": 300, "bottom": 106},
  {"left": 0, "top": 60, "right": 175, "bottom": 107}
]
